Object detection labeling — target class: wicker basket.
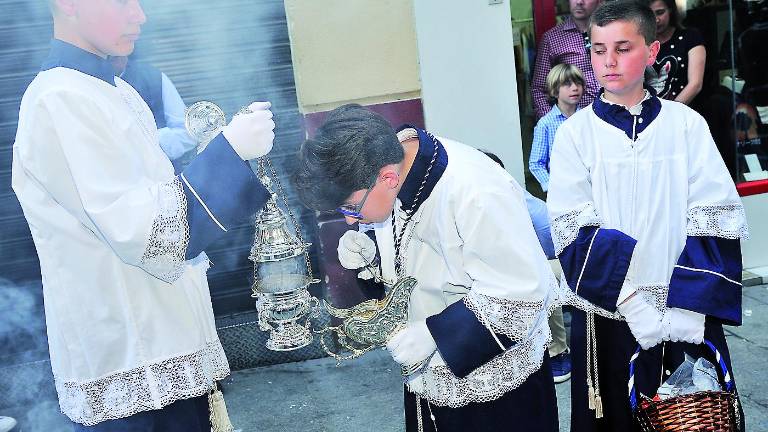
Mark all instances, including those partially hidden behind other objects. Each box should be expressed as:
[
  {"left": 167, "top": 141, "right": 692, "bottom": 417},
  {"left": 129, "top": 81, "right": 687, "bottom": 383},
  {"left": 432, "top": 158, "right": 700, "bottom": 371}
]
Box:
[{"left": 628, "top": 340, "right": 741, "bottom": 432}]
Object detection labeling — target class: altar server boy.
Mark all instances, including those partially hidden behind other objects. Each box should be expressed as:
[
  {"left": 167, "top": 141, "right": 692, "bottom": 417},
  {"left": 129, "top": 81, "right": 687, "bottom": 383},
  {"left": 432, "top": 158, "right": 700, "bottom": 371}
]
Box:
[
  {"left": 547, "top": 1, "right": 748, "bottom": 430},
  {"left": 295, "top": 105, "right": 559, "bottom": 432},
  {"left": 13, "top": 0, "right": 275, "bottom": 429}
]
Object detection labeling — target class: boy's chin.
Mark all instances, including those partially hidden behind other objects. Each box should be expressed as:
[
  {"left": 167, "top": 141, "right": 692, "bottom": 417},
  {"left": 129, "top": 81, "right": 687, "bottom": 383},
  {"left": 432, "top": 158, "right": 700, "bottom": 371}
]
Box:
[
  {"left": 602, "top": 82, "right": 636, "bottom": 94},
  {"left": 107, "top": 43, "right": 136, "bottom": 58}
]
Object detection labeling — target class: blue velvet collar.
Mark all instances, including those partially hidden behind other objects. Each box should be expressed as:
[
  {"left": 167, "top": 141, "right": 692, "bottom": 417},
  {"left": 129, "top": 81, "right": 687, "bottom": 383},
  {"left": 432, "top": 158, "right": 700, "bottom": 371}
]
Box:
[
  {"left": 591, "top": 86, "right": 661, "bottom": 140},
  {"left": 395, "top": 125, "right": 448, "bottom": 214},
  {"left": 41, "top": 39, "right": 116, "bottom": 86}
]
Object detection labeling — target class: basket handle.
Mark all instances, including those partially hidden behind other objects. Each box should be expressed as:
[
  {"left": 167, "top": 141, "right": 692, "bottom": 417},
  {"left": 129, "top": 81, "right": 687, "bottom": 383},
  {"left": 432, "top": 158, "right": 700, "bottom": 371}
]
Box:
[{"left": 628, "top": 339, "right": 734, "bottom": 411}]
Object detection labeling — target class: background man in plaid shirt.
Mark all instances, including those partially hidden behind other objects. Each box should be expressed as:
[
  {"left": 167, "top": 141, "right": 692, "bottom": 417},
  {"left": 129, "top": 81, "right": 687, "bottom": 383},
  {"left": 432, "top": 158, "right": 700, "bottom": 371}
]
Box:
[{"left": 532, "top": 0, "right": 602, "bottom": 119}]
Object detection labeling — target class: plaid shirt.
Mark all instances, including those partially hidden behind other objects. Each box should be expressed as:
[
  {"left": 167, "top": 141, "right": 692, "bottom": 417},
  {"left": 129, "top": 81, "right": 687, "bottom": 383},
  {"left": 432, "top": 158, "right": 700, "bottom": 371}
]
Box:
[
  {"left": 529, "top": 104, "right": 570, "bottom": 192},
  {"left": 532, "top": 16, "right": 598, "bottom": 119}
]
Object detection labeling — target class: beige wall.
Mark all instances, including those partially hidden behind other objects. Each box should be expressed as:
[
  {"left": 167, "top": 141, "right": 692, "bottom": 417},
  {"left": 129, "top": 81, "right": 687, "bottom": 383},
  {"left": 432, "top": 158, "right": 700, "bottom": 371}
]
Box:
[
  {"left": 741, "top": 193, "right": 768, "bottom": 269},
  {"left": 413, "top": 0, "right": 526, "bottom": 184},
  {"left": 284, "top": 0, "right": 421, "bottom": 114}
]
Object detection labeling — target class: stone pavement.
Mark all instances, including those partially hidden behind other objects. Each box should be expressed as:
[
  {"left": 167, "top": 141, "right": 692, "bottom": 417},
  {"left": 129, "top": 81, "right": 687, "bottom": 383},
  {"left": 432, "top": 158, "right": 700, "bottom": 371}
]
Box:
[
  {"left": 224, "top": 347, "right": 567, "bottom": 432},
  {"left": 5, "top": 284, "right": 768, "bottom": 431},
  {"left": 224, "top": 283, "right": 768, "bottom": 432}
]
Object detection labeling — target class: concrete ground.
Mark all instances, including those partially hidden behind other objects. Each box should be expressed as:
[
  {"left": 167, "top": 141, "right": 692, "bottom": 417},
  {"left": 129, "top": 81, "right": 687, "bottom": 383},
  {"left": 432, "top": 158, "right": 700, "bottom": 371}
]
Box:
[
  {"left": 5, "top": 284, "right": 768, "bottom": 431},
  {"left": 224, "top": 283, "right": 768, "bottom": 432},
  {"left": 225, "top": 348, "right": 570, "bottom": 432}
]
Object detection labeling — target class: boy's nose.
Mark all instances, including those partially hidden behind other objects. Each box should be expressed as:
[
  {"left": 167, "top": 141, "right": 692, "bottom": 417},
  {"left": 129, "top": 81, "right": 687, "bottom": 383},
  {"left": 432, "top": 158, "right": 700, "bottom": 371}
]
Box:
[
  {"left": 132, "top": 0, "right": 147, "bottom": 25},
  {"left": 344, "top": 216, "right": 358, "bottom": 225}
]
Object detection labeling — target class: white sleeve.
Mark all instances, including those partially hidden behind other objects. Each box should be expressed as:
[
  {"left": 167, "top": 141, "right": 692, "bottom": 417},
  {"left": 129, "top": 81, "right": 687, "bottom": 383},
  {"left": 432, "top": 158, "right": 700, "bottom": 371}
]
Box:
[
  {"left": 546, "top": 121, "right": 632, "bottom": 316},
  {"left": 546, "top": 123, "right": 602, "bottom": 255},
  {"left": 454, "top": 178, "right": 552, "bottom": 341},
  {"left": 17, "top": 88, "right": 189, "bottom": 282},
  {"left": 684, "top": 110, "right": 748, "bottom": 239}
]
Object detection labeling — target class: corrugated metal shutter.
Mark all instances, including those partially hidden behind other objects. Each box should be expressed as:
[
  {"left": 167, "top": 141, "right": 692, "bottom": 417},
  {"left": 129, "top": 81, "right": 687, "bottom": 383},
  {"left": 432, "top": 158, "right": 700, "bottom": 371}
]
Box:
[
  {"left": 0, "top": 0, "right": 317, "bottom": 316},
  {"left": 0, "top": 2, "right": 51, "bottom": 285}
]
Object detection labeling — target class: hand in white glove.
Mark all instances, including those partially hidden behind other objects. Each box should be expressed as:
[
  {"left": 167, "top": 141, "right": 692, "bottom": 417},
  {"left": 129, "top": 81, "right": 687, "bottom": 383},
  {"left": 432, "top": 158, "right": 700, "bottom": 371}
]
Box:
[
  {"left": 337, "top": 230, "right": 377, "bottom": 279},
  {"left": 617, "top": 294, "right": 664, "bottom": 350},
  {"left": 386, "top": 321, "right": 437, "bottom": 366},
  {"left": 663, "top": 308, "right": 705, "bottom": 345},
  {"left": 222, "top": 101, "right": 275, "bottom": 160}
]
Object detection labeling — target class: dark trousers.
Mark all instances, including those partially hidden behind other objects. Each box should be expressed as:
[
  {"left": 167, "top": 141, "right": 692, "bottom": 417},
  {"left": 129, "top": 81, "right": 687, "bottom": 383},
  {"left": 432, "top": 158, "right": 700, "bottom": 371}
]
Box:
[
  {"left": 570, "top": 309, "right": 744, "bottom": 432},
  {"left": 405, "top": 354, "right": 559, "bottom": 432},
  {"left": 71, "top": 394, "right": 210, "bottom": 432}
]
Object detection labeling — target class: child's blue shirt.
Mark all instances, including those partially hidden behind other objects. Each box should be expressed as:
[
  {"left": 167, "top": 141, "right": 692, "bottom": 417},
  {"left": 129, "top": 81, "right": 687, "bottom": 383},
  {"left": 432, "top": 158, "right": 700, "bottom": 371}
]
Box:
[{"left": 529, "top": 104, "right": 571, "bottom": 192}]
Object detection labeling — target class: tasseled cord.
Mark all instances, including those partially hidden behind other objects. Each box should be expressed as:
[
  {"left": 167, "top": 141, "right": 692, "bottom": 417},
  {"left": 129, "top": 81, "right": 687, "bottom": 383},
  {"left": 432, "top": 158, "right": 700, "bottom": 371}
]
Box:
[
  {"left": 585, "top": 313, "right": 604, "bottom": 419},
  {"left": 415, "top": 395, "right": 438, "bottom": 432},
  {"left": 209, "top": 382, "right": 235, "bottom": 432}
]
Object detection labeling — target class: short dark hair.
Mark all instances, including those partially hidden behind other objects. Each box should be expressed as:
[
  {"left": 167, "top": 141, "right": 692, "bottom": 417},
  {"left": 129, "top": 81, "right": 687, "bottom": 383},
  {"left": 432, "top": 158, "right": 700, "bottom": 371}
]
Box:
[
  {"left": 589, "top": 0, "right": 657, "bottom": 45},
  {"left": 480, "top": 150, "right": 505, "bottom": 169},
  {"left": 293, "top": 104, "right": 404, "bottom": 211}
]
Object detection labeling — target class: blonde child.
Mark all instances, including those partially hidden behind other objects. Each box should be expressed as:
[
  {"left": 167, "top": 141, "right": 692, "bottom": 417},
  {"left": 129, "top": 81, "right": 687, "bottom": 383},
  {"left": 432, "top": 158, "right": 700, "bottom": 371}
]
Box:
[{"left": 529, "top": 63, "right": 584, "bottom": 193}]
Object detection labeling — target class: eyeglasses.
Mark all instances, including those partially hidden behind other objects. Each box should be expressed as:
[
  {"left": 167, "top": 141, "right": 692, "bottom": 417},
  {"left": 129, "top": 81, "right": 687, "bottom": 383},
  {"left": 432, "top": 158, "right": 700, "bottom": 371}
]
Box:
[{"left": 336, "top": 178, "right": 377, "bottom": 219}]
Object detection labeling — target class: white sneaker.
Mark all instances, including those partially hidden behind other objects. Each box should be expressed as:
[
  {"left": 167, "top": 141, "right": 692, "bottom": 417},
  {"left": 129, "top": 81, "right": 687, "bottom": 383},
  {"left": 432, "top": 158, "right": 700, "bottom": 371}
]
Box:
[{"left": 0, "top": 416, "right": 16, "bottom": 432}]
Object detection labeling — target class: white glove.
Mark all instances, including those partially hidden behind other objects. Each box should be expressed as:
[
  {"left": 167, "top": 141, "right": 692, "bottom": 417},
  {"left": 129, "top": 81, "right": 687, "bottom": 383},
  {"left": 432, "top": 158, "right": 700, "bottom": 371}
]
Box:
[
  {"left": 617, "top": 294, "right": 664, "bottom": 350},
  {"left": 337, "top": 230, "right": 377, "bottom": 279},
  {"left": 663, "top": 308, "right": 705, "bottom": 345},
  {"left": 222, "top": 101, "right": 275, "bottom": 160},
  {"left": 386, "top": 321, "right": 437, "bottom": 366}
]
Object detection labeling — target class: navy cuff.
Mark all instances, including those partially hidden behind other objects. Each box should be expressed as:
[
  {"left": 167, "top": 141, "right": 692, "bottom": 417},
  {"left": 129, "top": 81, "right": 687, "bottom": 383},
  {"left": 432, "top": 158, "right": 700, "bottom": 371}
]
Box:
[
  {"left": 425, "top": 300, "right": 513, "bottom": 378},
  {"left": 559, "top": 227, "right": 636, "bottom": 312},
  {"left": 667, "top": 236, "right": 742, "bottom": 326},
  {"left": 180, "top": 133, "right": 270, "bottom": 259}
]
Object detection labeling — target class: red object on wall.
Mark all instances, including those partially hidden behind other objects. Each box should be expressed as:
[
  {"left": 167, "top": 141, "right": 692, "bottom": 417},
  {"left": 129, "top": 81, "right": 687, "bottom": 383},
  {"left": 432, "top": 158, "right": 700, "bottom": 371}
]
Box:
[
  {"left": 533, "top": 0, "right": 557, "bottom": 44},
  {"left": 302, "top": 98, "right": 425, "bottom": 139},
  {"left": 736, "top": 179, "right": 768, "bottom": 197}
]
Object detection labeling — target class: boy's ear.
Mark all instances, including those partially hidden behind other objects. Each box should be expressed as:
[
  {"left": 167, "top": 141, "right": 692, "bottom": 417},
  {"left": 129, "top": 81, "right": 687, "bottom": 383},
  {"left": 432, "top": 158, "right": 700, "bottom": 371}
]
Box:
[
  {"left": 646, "top": 40, "right": 661, "bottom": 66},
  {"left": 380, "top": 166, "right": 401, "bottom": 189}
]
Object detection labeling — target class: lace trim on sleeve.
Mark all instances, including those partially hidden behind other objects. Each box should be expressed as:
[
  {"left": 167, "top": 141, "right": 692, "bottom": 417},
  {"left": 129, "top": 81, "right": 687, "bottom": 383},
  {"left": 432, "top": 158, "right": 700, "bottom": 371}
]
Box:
[
  {"left": 551, "top": 202, "right": 602, "bottom": 257},
  {"left": 408, "top": 312, "right": 550, "bottom": 407},
  {"left": 548, "top": 276, "right": 624, "bottom": 320},
  {"left": 139, "top": 178, "right": 190, "bottom": 283},
  {"left": 56, "top": 340, "right": 229, "bottom": 426},
  {"left": 687, "top": 204, "right": 749, "bottom": 240},
  {"left": 636, "top": 284, "right": 669, "bottom": 315},
  {"left": 464, "top": 291, "right": 543, "bottom": 343}
]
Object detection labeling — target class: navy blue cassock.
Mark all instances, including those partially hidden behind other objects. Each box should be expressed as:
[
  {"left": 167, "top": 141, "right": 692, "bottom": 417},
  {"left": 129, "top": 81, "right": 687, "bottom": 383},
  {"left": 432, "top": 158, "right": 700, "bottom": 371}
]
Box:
[
  {"left": 404, "top": 355, "right": 559, "bottom": 432},
  {"left": 71, "top": 395, "right": 210, "bottom": 432},
  {"left": 569, "top": 311, "right": 744, "bottom": 432}
]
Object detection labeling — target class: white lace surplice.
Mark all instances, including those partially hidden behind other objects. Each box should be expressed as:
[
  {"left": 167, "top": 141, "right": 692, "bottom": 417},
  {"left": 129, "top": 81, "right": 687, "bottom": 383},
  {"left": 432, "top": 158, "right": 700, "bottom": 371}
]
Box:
[
  {"left": 373, "top": 137, "right": 555, "bottom": 407},
  {"left": 12, "top": 69, "right": 227, "bottom": 425},
  {"left": 547, "top": 99, "right": 748, "bottom": 314}
]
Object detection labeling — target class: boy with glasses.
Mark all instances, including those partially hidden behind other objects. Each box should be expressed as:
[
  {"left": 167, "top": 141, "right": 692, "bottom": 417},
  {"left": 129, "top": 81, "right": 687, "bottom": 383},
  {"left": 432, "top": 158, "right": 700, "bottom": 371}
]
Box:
[{"left": 295, "top": 104, "right": 558, "bottom": 432}]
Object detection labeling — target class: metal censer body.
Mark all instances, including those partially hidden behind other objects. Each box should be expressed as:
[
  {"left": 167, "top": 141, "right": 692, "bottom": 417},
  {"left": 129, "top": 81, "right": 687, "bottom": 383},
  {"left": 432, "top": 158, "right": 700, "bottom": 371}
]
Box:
[
  {"left": 184, "top": 101, "right": 418, "bottom": 364},
  {"left": 185, "top": 101, "right": 319, "bottom": 351}
]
